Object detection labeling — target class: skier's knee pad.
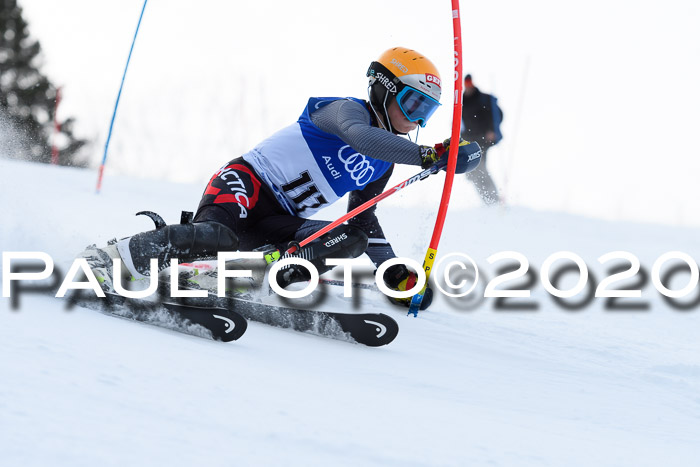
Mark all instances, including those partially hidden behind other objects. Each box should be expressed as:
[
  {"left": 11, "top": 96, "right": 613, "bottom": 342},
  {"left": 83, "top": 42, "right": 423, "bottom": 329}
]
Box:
[
  {"left": 302, "top": 224, "right": 368, "bottom": 275},
  {"left": 119, "top": 221, "right": 239, "bottom": 277},
  {"left": 329, "top": 224, "right": 369, "bottom": 259},
  {"left": 277, "top": 225, "right": 368, "bottom": 287}
]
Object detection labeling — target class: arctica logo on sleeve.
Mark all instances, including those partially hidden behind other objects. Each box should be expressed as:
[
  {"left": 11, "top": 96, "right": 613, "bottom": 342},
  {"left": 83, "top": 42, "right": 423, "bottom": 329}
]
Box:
[{"left": 203, "top": 164, "right": 261, "bottom": 219}]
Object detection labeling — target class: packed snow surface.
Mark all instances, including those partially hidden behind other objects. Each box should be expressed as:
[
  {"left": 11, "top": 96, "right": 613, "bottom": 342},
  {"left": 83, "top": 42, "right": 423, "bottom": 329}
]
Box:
[{"left": 2, "top": 159, "right": 700, "bottom": 466}]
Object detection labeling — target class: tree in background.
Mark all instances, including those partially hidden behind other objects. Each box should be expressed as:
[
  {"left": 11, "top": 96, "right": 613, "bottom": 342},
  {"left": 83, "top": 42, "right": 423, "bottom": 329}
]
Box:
[{"left": 0, "top": 0, "right": 87, "bottom": 166}]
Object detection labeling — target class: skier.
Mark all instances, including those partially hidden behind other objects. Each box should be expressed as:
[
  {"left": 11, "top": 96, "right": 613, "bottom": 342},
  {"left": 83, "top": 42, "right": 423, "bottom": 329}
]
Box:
[{"left": 87, "top": 47, "right": 481, "bottom": 311}]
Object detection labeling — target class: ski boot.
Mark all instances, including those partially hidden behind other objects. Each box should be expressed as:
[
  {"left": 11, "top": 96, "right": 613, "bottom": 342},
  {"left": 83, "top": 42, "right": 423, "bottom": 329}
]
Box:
[
  {"left": 182, "top": 243, "right": 277, "bottom": 298},
  {"left": 382, "top": 263, "right": 433, "bottom": 311},
  {"left": 78, "top": 211, "right": 238, "bottom": 294},
  {"left": 115, "top": 211, "right": 239, "bottom": 279},
  {"left": 77, "top": 240, "right": 126, "bottom": 294}
]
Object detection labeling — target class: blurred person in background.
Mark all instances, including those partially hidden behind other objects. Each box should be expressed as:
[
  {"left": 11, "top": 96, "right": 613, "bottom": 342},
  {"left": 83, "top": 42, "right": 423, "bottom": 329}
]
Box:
[{"left": 461, "top": 74, "right": 503, "bottom": 205}]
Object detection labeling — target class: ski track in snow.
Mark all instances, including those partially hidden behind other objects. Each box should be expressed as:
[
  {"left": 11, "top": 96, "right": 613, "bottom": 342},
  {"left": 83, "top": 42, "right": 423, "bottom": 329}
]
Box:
[{"left": 2, "top": 159, "right": 700, "bottom": 466}]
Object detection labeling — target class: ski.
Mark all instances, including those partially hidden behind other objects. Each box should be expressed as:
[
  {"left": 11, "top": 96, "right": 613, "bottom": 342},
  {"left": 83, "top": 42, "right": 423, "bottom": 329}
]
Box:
[
  {"left": 209, "top": 293, "right": 398, "bottom": 347},
  {"left": 67, "top": 251, "right": 398, "bottom": 346},
  {"left": 172, "top": 265, "right": 399, "bottom": 346},
  {"left": 67, "top": 291, "right": 247, "bottom": 342},
  {"left": 318, "top": 278, "right": 380, "bottom": 292}
]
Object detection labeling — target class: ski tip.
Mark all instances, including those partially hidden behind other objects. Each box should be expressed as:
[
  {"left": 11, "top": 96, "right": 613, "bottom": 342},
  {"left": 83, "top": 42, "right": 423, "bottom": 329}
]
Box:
[
  {"left": 209, "top": 309, "right": 248, "bottom": 342},
  {"left": 334, "top": 312, "right": 399, "bottom": 347}
]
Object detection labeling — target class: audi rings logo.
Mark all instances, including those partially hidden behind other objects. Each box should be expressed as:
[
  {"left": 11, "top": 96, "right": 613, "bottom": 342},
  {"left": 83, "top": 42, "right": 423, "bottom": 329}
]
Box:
[{"left": 338, "top": 145, "right": 375, "bottom": 186}]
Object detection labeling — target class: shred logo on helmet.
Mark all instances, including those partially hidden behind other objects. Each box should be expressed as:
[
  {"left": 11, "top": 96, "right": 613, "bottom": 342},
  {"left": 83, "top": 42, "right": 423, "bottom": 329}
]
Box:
[
  {"left": 374, "top": 72, "right": 398, "bottom": 95},
  {"left": 390, "top": 58, "right": 409, "bottom": 73},
  {"left": 366, "top": 47, "right": 442, "bottom": 131}
]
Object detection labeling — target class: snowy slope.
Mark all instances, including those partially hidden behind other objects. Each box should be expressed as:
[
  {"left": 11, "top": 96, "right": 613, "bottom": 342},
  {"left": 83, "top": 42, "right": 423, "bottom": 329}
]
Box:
[{"left": 2, "top": 158, "right": 700, "bottom": 466}]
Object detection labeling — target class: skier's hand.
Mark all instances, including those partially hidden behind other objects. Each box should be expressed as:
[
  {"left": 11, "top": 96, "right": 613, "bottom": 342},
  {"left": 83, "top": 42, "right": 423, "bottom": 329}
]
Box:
[
  {"left": 439, "top": 138, "right": 483, "bottom": 174},
  {"left": 420, "top": 138, "right": 482, "bottom": 174},
  {"left": 381, "top": 264, "right": 433, "bottom": 311},
  {"left": 419, "top": 145, "right": 442, "bottom": 169}
]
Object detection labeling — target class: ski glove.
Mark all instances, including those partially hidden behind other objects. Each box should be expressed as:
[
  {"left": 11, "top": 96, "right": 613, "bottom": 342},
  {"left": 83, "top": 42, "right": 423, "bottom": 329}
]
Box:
[
  {"left": 382, "top": 263, "right": 433, "bottom": 311},
  {"left": 419, "top": 138, "right": 482, "bottom": 174}
]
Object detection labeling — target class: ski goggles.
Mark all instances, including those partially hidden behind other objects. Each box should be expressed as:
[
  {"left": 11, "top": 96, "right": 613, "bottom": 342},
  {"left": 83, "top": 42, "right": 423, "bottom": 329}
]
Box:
[{"left": 396, "top": 87, "right": 441, "bottom": 127}]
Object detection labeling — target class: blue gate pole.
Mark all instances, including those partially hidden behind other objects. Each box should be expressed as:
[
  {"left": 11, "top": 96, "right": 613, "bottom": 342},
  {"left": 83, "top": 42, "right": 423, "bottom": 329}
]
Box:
[{"left": 96, "top": 0, "right": 148, "bottom": 193}]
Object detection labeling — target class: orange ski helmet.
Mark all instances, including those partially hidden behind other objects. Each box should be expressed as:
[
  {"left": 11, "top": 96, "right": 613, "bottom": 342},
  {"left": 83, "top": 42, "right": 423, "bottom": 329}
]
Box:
[{"left": 366, "top": 47, "right": 442, "bottom": 132}]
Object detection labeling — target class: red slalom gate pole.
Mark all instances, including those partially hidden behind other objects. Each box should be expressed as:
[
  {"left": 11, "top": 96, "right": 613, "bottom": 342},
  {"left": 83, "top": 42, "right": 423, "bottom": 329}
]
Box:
[
  {"left": 407, "top": 0, "right": 464, "bottom": 316},
  {"left": 51, "top": 87, "right": 62, "bottom": 165},
  {"left": 286, "top": 164, "right": 441, "bottom": 255}
]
